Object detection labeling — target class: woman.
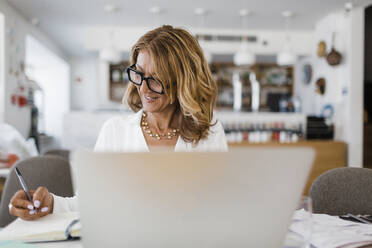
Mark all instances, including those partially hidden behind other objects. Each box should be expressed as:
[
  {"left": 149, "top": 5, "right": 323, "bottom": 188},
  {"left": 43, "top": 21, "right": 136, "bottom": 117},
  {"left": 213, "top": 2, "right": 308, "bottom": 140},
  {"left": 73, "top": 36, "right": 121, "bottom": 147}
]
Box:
[{"left": 9, "top": 25, "right": 227, "bottom": 221}]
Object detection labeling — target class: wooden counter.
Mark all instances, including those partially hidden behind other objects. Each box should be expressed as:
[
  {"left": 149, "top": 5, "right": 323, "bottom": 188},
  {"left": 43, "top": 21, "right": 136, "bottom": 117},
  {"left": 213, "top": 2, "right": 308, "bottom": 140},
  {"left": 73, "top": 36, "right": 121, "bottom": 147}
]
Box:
[{"left": 228, "top": 141, "right": 347, "bottom": 195}]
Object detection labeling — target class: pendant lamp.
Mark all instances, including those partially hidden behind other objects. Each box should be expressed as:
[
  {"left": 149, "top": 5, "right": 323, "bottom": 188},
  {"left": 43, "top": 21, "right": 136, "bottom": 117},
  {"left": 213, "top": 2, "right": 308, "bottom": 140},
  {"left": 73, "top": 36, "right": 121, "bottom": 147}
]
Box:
[
  {"left": 99, "top": 47, "right": 122, "bottom": 64},
  {"left": 277, "top": 10, "right": 297, "bottom": 66},
  {"left": 195, "top": 8, "right": 213, "bottom": 63},
  {"left": 234, "top": 40, "right": 256, "bottom": 66},
  {"left": 100, "top": 4, "right": 122, "bottom": 63},
  {"left": 234, "top": 9, "right": 255, "bottom": 66}
]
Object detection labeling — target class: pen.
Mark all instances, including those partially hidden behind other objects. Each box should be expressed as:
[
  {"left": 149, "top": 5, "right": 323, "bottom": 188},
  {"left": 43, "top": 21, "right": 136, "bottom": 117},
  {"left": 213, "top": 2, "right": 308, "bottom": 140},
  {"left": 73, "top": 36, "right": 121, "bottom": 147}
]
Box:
[
  {"left": 348, "top": 214, "right": 371, "bottom": 224},
  {"left": 14, "top": 167, "right": 34, "bottom": 207},
  {"left": 342, "top": 213, "right": 372, "bottom": 224}
]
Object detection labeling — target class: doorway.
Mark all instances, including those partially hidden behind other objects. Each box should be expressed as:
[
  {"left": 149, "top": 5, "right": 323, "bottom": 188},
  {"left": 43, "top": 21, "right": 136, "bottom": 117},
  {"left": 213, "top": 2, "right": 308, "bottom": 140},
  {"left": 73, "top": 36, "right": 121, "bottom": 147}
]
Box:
[{"left": 364, "top": 5, "right": 372, "bottom": 168}]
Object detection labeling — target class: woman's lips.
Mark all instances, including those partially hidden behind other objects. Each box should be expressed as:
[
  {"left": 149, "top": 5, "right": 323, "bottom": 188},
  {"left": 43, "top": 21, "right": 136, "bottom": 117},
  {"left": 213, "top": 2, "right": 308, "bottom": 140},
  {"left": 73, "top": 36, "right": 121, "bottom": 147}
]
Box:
[{"left": 144, "top": 95, "right": 159, "bottom": 103}]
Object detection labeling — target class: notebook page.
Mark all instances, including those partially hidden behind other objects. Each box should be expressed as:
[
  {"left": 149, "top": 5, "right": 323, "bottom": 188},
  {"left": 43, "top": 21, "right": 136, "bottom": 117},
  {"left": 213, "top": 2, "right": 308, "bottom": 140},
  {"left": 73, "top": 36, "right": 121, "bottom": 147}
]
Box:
[{"left": 0, "top": 212, "right": 80, "bottom": 242}]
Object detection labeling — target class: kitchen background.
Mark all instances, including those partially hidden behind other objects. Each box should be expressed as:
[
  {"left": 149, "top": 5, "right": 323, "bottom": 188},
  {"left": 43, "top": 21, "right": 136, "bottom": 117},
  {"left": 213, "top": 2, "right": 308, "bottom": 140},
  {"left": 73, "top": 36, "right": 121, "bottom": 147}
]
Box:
[{"left": 0, "top": 0, "right": 370, "bottom": 167}]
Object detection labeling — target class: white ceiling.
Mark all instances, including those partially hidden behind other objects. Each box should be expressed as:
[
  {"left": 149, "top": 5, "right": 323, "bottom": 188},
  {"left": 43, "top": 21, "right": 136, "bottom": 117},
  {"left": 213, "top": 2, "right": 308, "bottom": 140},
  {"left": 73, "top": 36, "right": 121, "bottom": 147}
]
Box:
[{"left": 7, "top": 0, "right": 348, "bottom": 57}]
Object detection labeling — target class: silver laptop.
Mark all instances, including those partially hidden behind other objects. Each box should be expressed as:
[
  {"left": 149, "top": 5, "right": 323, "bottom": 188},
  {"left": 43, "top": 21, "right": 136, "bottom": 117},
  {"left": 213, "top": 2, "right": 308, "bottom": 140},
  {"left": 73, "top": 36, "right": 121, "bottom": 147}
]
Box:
[{"left": 72, "top": 147, "right": 314, "bottom": 248}]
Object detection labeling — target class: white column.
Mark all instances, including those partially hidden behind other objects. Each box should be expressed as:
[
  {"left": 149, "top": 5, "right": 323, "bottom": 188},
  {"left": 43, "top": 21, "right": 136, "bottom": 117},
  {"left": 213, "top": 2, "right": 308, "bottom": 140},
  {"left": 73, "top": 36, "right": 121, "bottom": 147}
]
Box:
[
  {"left": 232, "top": 72, "right": 242, "bottom": 111},
  {"left": 346, "top": 7, "right": 365, "bottom": 167}
]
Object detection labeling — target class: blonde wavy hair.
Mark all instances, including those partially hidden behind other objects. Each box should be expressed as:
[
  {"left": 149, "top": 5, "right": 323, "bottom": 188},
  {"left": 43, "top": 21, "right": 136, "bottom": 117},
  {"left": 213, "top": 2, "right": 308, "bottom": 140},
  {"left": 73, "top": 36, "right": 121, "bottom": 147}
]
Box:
[{"left": 124, "top": 25, "right": 217, "bottom": 145}]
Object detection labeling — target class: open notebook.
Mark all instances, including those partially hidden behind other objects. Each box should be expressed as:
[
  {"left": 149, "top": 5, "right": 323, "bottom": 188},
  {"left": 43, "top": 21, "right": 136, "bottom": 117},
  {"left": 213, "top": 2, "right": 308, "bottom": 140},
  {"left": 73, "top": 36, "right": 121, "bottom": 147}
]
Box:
[{"left": 0, "top": 212, "right": 81, "bottom": 242}]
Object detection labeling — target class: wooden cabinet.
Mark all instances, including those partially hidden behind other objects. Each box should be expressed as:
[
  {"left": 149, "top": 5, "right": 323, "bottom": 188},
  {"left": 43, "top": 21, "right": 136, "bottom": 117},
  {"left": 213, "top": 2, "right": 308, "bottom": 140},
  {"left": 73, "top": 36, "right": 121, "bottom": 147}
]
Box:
[
  {"left": 109, "top": 61, "right": 130, "bottom": 102},
  {"left": 210, "top": 62, "right": 294, "bottom": 111},
  {"left": 229, "top": 141, "right": 347, "bottom": 195}
]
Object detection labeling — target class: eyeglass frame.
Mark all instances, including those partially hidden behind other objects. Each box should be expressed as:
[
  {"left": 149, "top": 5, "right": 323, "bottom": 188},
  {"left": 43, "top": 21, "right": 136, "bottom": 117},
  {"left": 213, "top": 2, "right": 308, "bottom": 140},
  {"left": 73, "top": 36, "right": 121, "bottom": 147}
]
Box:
[{"left": 126, "top": 64, "right": 165, "bottom": 95}]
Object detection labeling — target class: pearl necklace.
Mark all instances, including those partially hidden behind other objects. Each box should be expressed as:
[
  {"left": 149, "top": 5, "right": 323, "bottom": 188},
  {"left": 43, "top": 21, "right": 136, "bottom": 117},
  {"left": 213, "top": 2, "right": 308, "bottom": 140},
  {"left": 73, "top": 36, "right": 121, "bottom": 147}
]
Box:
[{"left": 141, "top": 112, "right": 179, "bottom": 140}]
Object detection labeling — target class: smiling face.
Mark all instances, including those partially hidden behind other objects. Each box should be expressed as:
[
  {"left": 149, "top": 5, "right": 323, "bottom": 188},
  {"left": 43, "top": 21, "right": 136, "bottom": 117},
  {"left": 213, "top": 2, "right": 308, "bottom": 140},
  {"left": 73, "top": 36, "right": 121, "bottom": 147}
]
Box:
[{"left": 135, "top": 50, "right": 173, "bottom": 114}]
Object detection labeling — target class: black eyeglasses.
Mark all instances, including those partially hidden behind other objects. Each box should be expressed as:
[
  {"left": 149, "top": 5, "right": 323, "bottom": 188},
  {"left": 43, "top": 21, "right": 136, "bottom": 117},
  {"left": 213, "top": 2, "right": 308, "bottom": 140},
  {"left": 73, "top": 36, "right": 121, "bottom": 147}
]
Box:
[{"left": 126, "top": 64, "right": 165, "bottom": 94}]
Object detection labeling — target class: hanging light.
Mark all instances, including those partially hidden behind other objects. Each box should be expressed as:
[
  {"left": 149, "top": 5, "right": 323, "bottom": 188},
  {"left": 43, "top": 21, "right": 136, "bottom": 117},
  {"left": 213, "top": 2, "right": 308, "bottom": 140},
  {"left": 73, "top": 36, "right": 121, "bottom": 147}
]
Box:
[
  {"left": 194, "top": 8, "right": 213, "bottom": 63},
  {"left": 234, "top": 39, "right": 256, "bottom": 66},
  {"left": 277, "top": 10, "right": 297, "bottom": 66},
  {"left": 234, "top": 9, "right": 255, "bottom": 66},
  {"left": 100, "top": 4, "right": 122, "bottom": 63},
  {"left": 277, "top": 41, "right": 296, "bottom": 66},
  {"left": 99, "top": 47, "right": 122, "bottom": 63},
  {"left": 277, "top": 51, "right": 297, "bottom": 66}
]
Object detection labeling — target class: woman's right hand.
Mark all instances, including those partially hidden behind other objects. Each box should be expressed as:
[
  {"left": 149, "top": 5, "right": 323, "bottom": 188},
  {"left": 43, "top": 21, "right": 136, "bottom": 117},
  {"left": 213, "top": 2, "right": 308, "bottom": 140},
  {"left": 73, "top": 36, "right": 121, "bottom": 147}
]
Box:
[{"left": 9, "top": 186, "right": 54, "bottom": 221}]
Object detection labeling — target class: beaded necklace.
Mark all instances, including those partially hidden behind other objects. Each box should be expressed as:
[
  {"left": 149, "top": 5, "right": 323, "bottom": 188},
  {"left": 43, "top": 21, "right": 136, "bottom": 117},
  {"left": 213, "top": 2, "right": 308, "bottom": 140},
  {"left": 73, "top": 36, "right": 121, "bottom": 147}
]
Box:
[{"left": 141, "top": 112, "right": 179, "bottom": 140}]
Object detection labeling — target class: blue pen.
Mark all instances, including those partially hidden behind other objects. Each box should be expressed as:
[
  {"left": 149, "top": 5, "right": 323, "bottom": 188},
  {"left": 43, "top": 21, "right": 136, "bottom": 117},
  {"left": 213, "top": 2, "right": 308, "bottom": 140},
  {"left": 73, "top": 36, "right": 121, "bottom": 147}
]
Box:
[{"left": 15, "top": 167, "right": 34, "bottom": 208}]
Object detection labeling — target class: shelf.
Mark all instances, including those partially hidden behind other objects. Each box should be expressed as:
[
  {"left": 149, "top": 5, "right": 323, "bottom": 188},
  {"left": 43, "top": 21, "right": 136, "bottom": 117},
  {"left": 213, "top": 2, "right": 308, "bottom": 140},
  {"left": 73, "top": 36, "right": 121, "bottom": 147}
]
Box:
[
  {"left": 211, "top": 62, "right": 294, "bottom": 110},
  {"left": 109, "top": 61, "right": 130, "bottom": 102}
]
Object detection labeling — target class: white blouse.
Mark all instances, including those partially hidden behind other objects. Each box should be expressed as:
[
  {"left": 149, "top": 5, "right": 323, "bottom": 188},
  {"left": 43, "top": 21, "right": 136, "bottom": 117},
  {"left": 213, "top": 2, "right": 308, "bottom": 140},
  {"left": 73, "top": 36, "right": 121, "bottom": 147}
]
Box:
[{"left": 53, "top": 110, "right": 228, "bottom": 213}]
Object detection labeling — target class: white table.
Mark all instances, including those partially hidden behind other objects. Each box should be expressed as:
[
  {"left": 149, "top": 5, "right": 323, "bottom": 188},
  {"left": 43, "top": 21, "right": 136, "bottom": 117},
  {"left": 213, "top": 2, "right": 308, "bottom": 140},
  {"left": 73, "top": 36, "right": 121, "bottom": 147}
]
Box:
[
  {"left": 35, "top": 240, "right": 82, "bottom": 248},
  {"left": 10, "top": 232, "right": 372, "bottom": 248},
  {"left": 27, "top": 233, "right": 306, "bottom": 248}
]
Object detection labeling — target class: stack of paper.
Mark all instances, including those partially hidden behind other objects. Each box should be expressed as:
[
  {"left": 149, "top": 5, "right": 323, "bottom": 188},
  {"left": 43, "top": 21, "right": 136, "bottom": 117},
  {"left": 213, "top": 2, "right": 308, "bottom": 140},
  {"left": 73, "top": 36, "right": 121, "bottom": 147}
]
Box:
[{"left": 291, "top": 209, "right": 372, "bottom": 248}]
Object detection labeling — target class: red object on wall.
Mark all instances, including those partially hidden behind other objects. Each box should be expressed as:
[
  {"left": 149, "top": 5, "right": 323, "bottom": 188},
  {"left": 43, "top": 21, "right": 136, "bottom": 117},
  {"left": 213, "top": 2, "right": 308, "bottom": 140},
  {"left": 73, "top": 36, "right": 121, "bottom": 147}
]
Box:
[
  {"left": 10, "top": 94, "right": 28, "bottom": 107},
  {"left": 17, "top": 95, "right": 27, "bottom": 107},
  {"left": 11, "top": 94, "right": 17, "bottom": 105},
  {"left": 10, "top": 85, "right": 28, "bottom": 107}
]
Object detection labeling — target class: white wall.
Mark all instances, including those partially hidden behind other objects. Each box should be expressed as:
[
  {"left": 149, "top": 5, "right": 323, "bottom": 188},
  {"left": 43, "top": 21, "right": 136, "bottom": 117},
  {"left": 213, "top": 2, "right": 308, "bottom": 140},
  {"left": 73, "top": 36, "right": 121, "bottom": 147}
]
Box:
[
  {"left": 345, "top": 7, "right": 365, "bottom": 167},
  {"left": 293, "top": 56, "right": 315, "bottom": 115},
  {"left": 0, "top": 1, "right": 68, "bottom": 138},
  {"left": 84, "top": 26, "right": 314, "bottom": 56},
  {"left": 295, "top": 11, "right": 350, "bottom": 134},
  {"left": 70, "top": 57, "right": 99, "bottom": 110},
  {"left": 25, "top": 35, "right": 70, "bottom": 146},
  {"left": 70, "top": 57, "right": 128, "bottom": 110},
  {"left": 295, "top": 7, "right": 366, "bottom": 167}
]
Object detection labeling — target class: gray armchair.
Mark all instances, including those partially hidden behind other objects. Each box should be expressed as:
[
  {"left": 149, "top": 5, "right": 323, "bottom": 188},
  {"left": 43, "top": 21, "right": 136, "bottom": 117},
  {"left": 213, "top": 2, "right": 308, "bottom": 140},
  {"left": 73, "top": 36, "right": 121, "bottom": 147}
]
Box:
[
  {"left": 309, "top": 167, "right": 372, "bottom": 216},
  {"left": 43, "top": 149, "right": 70, "bottom": 161},
  {"left": 0, "top": 155, "right": 74, "bottom": 227}
]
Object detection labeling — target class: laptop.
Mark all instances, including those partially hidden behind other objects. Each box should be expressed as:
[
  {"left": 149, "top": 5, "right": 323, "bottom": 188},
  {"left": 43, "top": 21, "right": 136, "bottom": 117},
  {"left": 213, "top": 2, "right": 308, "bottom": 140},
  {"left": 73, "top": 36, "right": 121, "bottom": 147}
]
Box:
[{"left": 72, "top": 147, "right": 314, "bottom": 248}]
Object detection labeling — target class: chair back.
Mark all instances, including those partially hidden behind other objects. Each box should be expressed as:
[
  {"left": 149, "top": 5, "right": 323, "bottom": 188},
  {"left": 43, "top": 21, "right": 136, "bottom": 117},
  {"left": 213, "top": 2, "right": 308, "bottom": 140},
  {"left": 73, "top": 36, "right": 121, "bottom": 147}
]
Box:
[
  {"left": 43, "top": 149, "right": 70, "bottom": 161},
  {"left": 310, "top": 167, "right": 372, "bottom": 215},
  {"left": 0, "top": 155, "right": 74, "bottom": 227}
]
